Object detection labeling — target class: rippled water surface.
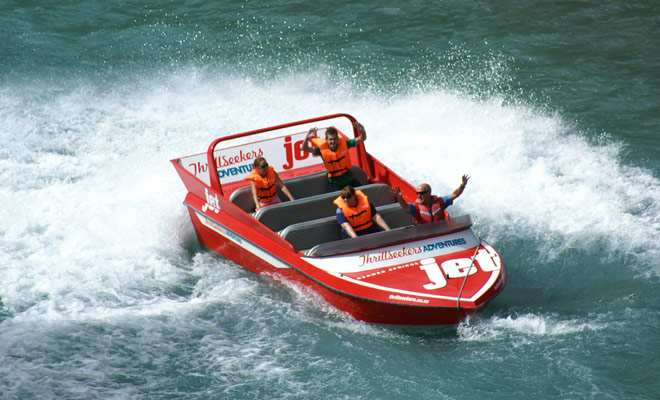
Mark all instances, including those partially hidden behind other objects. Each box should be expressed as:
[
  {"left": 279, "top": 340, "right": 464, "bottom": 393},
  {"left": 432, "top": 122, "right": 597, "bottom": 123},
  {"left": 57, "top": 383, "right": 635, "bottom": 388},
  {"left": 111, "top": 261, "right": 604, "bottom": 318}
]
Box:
[{"left": 1, "top": 1, "right": 659, "bottom": 398}]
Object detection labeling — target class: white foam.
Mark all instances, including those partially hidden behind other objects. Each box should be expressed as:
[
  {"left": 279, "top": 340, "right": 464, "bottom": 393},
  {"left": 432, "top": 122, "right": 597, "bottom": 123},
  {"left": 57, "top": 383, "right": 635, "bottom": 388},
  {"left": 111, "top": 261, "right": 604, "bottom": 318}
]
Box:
[
  {"left": 355, "top": 92, "right": 660, "bottom": 269},
  {"left": 457, "top": 313, "right": 604, "bottom": 341},
  {"left": 2, "top": 68, "right": 659, "bottom": 327}
]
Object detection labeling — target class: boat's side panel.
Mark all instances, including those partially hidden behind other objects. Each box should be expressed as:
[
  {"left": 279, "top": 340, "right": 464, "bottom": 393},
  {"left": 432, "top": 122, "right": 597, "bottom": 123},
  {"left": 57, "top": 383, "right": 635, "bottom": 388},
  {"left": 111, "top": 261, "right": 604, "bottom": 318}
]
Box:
[
  {"left": 187, "top": 205, "right": 479, "bottom": 325},
  {"left": 303, "top": 230, "right": 504, "bottom": 302},
  {"left": 366, "top": 151, "right": 413, "bottom": 192},
  {"left": 331, "top": 295, "right": 469, "bottom": 325},
  {"left": 180, "top": 170, "right": 506, "bottom": 324},
  {"left": 187, "top": 195, "right": 506, "bottom": 324},
  {"left": 184, "top": 192, "right": 297, "bottom": 259},
  {"left": 187, "top": 207, "right": 290, "bottom": 275}
]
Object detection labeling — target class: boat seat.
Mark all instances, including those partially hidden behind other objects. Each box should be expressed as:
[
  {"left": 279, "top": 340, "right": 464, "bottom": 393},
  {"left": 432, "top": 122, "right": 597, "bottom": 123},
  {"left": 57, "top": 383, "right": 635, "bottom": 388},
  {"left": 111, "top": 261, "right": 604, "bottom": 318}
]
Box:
[
  {"left": 305, "top": 214, "right": 473, "bottom": 257},
  {"left": 254, "top": 183, "right": 395, "bottom": 232},
  {"left": 348, "top": 165, "right": 368, "bottom": 186},
  {"left": 377, "top": 203, "right": 415, "bottom": 230},
  {"left": 279, "top": 203, "right": 413, "bottom": 252},
  {"left": 229, "top": 166, "right": 368, "bottom": 213}
]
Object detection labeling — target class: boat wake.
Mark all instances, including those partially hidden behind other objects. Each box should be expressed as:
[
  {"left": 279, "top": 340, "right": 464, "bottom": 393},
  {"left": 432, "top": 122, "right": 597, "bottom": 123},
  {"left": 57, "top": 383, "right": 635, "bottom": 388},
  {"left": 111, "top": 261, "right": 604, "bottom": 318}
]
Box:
[
  {"left": 457, "top": 313, "right": 607, "bottom": 342},
  {"left": 1, "top": 67, "right": 659, "bottom": 328}
]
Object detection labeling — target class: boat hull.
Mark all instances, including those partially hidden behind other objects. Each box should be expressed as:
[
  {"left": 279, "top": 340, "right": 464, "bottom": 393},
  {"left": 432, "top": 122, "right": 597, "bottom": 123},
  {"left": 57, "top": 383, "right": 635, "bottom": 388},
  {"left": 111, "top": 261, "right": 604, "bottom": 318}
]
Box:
[
  {"left": 186, "top": 197, "right": 505, "bottom": 325},
  {"left": 173, "top": 113, "right": 506, "bottom": 325}
]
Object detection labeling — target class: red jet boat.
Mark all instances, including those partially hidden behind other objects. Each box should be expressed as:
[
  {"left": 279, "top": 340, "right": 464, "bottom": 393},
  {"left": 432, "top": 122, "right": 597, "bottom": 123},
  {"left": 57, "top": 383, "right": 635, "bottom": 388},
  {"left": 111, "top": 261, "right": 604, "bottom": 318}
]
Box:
[{"left": 171, "top": 113, "right": 506, "bottom": 325}]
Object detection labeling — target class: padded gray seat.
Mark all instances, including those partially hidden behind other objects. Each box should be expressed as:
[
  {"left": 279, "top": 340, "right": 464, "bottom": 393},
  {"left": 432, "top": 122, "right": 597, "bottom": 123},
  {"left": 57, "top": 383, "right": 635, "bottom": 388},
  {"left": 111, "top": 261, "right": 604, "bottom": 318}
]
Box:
[
  {"left": 229, "top": 166, "right": 368, "bottom": 212},
  {"left": 279, "top": 203, "right": 413, "bottom": 251},
  {"left": 378, "top": 203, "right": 415, "bottom": 229},
  {"left": 305, "top": 214, "right": 473, "bottom": 257},
  {"left": 254, "top": 183, "right": 395, "bottom": 232},
  {"left": 279, "top": 216, "right": 340, "bottom": 252}
]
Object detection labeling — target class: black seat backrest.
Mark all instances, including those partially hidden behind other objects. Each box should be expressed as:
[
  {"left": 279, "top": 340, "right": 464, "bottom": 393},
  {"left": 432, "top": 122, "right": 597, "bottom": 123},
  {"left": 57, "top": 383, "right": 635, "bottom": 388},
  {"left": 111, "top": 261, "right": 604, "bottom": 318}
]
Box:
[
  {"left": 278, "top": 216, "right": 340, "bottom": 252},
  {"left": 254, "top": 183, "right": 394, "bottom": 232},
  {"left": 377, "top": 203, "right": 414, "bottom": 229},
  {"left": 229, "top": 166, "right": 368, "bottom": 212},
  {"left": 279, "top": 203, "right": 413, "bottom": 252},
  {"left": 349, "top": 165, "right": 368, "bottom": 187},
  {"left": 305, "top": 214, "right": 473, "bottom": 257}
]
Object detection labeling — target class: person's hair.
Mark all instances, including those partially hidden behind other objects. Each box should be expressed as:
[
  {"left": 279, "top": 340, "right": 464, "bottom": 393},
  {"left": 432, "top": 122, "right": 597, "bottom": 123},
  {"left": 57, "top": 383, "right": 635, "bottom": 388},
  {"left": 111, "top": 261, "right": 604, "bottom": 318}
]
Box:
[
  {"left": 253, "top": 157, "right": 267, "bottom": 168},
  {"left": 325, "top": 127, "right": 338, "bottom": 138},
  {"left": 340, "top": 185, "right": 355, "bottom": 198}
]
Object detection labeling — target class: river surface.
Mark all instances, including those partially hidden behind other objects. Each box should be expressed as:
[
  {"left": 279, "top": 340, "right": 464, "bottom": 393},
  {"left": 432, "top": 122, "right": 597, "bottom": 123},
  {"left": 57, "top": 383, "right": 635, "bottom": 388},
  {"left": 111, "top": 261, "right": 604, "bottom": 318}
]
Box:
[{"left": 1, "top": 1, "right": 659, "bottom": 398}]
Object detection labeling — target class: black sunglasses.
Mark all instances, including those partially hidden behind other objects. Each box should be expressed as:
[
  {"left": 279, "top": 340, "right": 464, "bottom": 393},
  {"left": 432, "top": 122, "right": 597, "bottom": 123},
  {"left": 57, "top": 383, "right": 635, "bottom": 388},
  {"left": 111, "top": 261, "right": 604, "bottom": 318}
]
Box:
[
  {"left": 416, "top": 190, "right": 429, "bottom": 196},
  {"left": 258, "top": 163, "right": 269, "bottom": 169}
]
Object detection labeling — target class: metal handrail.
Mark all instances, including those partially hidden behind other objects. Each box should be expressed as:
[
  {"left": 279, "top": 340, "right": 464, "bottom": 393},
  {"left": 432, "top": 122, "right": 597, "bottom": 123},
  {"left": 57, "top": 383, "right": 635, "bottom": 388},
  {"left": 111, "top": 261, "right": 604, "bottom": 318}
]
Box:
[
  {"left": 206, "top": 113, "right": 366, "bottom": 195},
  {"left": 457, "top": 237, "right": 482, "bottom": 319}
]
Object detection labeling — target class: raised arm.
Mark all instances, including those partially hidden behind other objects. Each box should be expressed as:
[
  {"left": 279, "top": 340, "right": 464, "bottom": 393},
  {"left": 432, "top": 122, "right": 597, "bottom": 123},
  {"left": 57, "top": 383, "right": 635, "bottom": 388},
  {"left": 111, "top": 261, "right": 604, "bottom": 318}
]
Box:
[
  {"left": 391, "top": 186, "right": 411, "bottom": 212},
  {"left": 353, "top": 121, "right": 367, "bottom": 144},
  {"left": 449, "top": 174, "right": 470, "bottom": 202},
  {"left": 301, "top": 127, "right": 317, "bottom": 154}
]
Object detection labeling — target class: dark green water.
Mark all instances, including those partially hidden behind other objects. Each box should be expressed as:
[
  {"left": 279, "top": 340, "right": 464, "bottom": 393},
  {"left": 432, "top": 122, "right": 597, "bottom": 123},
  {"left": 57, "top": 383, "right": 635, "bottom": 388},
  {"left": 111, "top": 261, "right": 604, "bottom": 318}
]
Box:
[{"left": 1, "top": 1, "right": 659, "bottom": 398}]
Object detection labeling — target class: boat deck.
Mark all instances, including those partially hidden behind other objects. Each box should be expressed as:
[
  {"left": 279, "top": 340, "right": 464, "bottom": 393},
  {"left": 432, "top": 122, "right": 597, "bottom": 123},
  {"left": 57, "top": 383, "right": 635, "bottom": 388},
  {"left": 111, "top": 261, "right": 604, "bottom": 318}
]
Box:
[{"left": 227, "top": 166, "right": 420, "bottom": 255}]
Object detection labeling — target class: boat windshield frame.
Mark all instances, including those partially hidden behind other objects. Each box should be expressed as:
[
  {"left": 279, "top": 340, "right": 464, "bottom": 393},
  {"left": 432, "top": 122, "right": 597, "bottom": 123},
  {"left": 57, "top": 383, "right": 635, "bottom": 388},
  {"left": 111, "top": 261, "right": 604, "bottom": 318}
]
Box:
[{"left": 206, "top": 113, "right": 367, "bottom": 196}]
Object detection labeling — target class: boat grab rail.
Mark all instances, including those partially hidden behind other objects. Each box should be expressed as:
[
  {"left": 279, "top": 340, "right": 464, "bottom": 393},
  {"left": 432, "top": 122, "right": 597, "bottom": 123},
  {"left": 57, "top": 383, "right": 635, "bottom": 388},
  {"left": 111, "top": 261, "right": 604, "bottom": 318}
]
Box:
[
  {"left": 457, "top": 237, "right": 482, "bottom": 318},
  {"left": 206, "top": 113, "right": 370, "bottom": 196},
  {"left": 305, "top": 215, "right": 473, "bottom": 257}
]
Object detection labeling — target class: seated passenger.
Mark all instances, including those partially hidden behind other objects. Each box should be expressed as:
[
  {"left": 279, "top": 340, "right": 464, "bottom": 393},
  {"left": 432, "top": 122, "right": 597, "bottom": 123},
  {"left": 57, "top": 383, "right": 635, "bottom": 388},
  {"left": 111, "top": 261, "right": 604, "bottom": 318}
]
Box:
[
  {"left": 334, "top": 186, "right": 390, "bottom": 238},
  {"left": 391, "top": 175, "right": 470, "bottom": 224},
  {"left": 301, "top": 121, "right": 367, "bottom": 191},
  {"left": 244, "top": 157, "right": 295, "bottom": 211}
]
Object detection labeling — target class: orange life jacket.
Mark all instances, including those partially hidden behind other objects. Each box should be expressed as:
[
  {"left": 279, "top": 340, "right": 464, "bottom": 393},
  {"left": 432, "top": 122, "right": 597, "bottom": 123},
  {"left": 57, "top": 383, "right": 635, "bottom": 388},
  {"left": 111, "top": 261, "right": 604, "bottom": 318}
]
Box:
[
  {"left": 244, "top": 166, "right": 278, "bottom": 203},
  {"left": 414, "top": 196, "right": 448, "bottom": 224},
  {"left": 312, "top": 137, "right": 353, "bottom": 179},
  {"left": 333, "top": 190, "right": 373, "bottom": 231}
]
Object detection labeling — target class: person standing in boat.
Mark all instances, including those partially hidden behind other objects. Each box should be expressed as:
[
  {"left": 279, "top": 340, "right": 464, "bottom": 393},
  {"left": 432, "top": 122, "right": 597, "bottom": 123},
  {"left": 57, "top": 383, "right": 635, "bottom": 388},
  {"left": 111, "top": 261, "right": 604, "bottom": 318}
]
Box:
[
  {"left": 334, "top": 186, "right": 390, "bottom": 238},
  {"left": 391, "top": 175, "right": 470, "bottom": 224},
  {"left": 301, "top": 121, "right": 367, "bottom": 191},
  {"left": 244, "top": 157, "right": 295, "bottom": 211}
]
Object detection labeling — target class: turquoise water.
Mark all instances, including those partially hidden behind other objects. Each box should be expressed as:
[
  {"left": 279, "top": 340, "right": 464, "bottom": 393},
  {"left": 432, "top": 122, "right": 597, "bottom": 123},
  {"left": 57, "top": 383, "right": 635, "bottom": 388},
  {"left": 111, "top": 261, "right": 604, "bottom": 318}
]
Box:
[{"left": 2, "top": 1, "right": 659, "bottom": 399}]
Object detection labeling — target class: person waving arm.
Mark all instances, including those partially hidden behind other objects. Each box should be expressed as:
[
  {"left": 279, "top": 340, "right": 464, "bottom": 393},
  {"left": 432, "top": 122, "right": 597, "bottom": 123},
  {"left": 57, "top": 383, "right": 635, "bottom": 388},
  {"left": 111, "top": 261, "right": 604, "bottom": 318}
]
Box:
[
  {"left": 301, "top": 127, "right": 318, "bottom": 154},
  {"left": 353, "top": 121, "right": 367, "bottom": 144},
  {"left": 449, "top": 174, "right": 470, "bottom": 202}
]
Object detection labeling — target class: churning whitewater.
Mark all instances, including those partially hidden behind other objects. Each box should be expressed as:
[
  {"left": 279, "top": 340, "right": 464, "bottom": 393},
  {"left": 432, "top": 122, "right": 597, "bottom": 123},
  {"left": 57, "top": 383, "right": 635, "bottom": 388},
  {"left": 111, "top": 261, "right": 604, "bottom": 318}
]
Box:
[{"left": 2, "top": 1, "right": 659, "bottom": 398}]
